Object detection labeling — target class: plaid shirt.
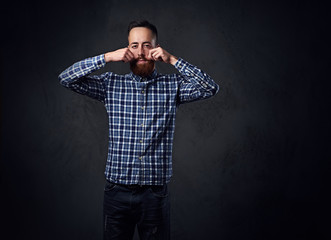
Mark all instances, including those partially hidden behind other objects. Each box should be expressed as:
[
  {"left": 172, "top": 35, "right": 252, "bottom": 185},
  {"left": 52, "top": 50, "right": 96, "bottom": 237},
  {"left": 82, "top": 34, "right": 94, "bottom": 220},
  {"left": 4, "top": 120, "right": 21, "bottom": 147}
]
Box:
[{"left": 59, "top": 54, "right": 219, "bottom": 185}]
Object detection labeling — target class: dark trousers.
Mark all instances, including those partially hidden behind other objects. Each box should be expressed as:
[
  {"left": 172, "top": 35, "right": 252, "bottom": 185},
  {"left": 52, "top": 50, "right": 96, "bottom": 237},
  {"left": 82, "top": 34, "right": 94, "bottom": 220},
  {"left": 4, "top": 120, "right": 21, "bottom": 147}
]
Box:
[{"left": 103, "top": 181, "right": 170, "bottom": 240}]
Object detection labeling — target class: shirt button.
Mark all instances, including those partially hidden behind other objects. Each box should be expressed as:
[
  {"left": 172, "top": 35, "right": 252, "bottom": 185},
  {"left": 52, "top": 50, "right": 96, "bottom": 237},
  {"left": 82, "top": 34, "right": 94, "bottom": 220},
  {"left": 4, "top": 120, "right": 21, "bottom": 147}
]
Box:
[
  {"left": 141, "top": 106, "right": 145, "bottom": 110},
  {"left": 140, "top": 139, "right": 143, "bottom": 143},
  {"left": 141, "top": 90, "right": 145, "bottom": 94},
  {"left": 140, "top": 123, "right": 144, "bottom": 127},
  {"left": 139, "top": 156, "right": 143, "bottom": 160}
]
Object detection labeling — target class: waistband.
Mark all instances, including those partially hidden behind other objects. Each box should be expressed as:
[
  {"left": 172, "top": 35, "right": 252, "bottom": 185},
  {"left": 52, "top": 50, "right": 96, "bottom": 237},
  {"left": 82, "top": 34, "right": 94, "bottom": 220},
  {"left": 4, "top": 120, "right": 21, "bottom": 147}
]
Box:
[{"left": 107, "top": 180, "right": 165, "bottom": 190}]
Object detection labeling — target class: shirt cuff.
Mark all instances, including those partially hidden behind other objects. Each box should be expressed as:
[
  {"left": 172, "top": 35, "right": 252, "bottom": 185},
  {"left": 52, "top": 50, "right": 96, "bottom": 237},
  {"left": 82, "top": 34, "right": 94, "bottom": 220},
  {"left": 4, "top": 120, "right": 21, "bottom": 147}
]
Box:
[
  {"left": 174, "top": 58, "right": 186, "bottom": 72},
  {"left": 95, "top": 54, "right": 106, "bottom": 68}
]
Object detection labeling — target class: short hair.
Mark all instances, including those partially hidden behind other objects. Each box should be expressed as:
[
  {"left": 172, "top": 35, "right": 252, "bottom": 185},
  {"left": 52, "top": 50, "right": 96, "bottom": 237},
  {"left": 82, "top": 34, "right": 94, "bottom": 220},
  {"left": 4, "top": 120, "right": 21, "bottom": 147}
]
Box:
[{"left": 127, "top": 20, "right": 158, "bottom": 42}]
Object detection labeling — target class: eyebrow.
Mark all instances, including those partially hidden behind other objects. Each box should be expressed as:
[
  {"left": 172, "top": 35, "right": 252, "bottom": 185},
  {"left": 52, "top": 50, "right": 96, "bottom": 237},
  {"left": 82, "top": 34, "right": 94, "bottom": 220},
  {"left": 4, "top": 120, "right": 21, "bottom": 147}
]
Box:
[{"left": 130, "top": 41, "right": 152, "bottom": 45}]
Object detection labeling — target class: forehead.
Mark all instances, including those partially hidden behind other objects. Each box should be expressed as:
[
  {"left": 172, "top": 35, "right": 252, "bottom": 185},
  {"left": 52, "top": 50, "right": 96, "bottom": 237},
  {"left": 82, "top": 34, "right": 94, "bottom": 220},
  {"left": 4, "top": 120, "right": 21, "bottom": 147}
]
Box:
[{"left": 128, "top": 27, "right": 156, "bottom": 44}]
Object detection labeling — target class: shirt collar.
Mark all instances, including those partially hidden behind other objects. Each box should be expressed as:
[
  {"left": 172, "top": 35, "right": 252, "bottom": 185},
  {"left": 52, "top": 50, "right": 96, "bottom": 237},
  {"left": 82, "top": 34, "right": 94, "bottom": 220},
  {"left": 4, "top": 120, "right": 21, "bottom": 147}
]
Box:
[{"left": 129, "top": 69, "right": 158, "bottom": 82}]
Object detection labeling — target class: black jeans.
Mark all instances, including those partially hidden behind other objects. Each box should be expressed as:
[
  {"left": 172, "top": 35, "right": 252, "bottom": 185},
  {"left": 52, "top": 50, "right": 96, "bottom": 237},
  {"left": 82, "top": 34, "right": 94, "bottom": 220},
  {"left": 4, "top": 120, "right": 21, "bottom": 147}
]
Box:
[{"left": 103, "top": 181, "right": 170, "bottom": 240}]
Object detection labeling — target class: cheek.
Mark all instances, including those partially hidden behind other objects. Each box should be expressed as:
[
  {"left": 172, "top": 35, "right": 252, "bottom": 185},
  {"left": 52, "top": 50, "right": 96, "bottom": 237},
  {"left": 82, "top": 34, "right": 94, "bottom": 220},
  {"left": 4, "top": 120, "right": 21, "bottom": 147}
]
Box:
[{"left": 130, "top": 49, "right": 139, "bottom": 58}]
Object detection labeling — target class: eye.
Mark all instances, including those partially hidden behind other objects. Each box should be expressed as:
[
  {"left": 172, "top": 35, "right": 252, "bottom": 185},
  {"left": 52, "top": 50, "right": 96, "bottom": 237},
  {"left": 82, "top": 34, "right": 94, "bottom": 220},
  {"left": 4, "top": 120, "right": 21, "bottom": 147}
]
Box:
[
  {"left": 131, "top": 45, "right": 138, "bottom": 49},
  {"left": 143, "top": 44, "right": 151, "bottom": 49}
]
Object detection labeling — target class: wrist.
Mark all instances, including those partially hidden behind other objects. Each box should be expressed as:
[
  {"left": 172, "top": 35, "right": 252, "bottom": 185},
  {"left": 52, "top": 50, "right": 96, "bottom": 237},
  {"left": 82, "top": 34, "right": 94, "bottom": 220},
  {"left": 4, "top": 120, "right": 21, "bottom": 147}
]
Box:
[
  {"left": 104, "top": 52, "right": 113, "bottom": 63},
  {"left": 169, "top": 55, "right": 178, "bottom": 65}
]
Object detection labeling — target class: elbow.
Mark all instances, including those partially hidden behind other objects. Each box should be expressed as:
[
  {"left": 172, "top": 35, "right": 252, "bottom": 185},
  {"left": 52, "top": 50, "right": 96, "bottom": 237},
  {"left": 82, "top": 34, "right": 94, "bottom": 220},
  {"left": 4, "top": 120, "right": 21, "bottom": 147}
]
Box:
[
  {"left": 58, "top": 71, "right": 68, "bottom": 87},
  {"left": 210, "top": 82, "right": 219, "bottom": 96},
  {"left": 58, "top": 71, "right": 64, "bottom": 83}
]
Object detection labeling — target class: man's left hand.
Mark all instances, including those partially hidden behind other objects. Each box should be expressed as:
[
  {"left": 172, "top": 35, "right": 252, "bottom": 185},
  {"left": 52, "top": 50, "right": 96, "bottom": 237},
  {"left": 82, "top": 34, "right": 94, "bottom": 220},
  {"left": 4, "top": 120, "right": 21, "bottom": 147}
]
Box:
[{"left": 148, "top": 47, "right": 178, "bottom": 65}]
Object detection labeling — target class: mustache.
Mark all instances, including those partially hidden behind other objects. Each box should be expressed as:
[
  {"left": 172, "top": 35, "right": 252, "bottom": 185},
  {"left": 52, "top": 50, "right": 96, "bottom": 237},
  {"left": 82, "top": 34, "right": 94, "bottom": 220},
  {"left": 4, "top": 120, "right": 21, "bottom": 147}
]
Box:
[{"left": 131, "top": 56, "right": 154, "bottom": 63}]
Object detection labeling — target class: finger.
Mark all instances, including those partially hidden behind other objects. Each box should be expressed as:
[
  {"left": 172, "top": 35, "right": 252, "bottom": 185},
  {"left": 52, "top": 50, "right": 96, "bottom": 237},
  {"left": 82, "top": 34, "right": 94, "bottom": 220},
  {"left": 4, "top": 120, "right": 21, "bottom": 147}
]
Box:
[
  {"left": 122, "top": 55, "right": 129, "bottom": 63},
  {"left": 149, "top": 48, "right": 159, "bottom": 56},
  {"left": 151, "top": 52, "right": 157, "bottom": 61},
  {"left": 152, "top": 52, "right": 163, "bottom": 61},
  {"left": 128, "top": 52, "right": 134, "bottom": 60},
  {"left": 125, "top": 52, "right": 133, "bottom": 62},
  {"left": 126, "top": 49, "right": 134, "bottom": 59},
  {"left": 150, "top": 50, "right": 159, "bottom": 60},
  {"left": 125, "top": 48, "right": 135, "bottom": 61},
  {"left": 147, "top": 50, "right": 155, "bottom": 60},
  {"left": 149, "top": 47, "right": 158, "bottom": 53}
]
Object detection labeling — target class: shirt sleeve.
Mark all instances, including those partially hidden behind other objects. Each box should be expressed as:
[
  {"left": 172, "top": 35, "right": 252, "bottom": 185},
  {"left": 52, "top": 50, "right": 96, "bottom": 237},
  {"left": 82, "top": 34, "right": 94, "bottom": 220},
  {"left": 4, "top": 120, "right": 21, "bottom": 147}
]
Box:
[
  {"left": 58, "top": 54, "right": 108, "bottom": 103},
  {"left": 174, "top": 58, "right": 219, "bottom": 105}
]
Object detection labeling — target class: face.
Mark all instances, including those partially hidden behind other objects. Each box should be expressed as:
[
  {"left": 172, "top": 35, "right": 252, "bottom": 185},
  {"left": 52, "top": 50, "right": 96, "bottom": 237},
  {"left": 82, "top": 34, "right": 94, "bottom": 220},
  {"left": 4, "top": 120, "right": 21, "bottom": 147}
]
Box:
[
  {"left": 128, "top": 27, "right": 157, "bottom": 77},
  {"left": 128, "top": 27, "right": 156, "bottom": 61}
]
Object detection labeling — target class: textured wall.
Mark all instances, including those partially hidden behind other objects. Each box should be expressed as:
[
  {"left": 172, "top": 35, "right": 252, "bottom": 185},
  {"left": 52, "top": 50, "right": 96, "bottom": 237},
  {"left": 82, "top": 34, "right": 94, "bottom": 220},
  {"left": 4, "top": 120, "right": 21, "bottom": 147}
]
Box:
[{"left": 1, "top": 0, "right": 329, "bottom": 239}]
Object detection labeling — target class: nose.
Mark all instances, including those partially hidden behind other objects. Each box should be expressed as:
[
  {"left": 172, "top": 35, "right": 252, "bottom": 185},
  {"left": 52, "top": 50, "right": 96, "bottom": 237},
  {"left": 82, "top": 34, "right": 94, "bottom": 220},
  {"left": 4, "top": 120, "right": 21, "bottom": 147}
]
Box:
[{"left": 138, "top": 45, "right": 143, "bottom": 56}]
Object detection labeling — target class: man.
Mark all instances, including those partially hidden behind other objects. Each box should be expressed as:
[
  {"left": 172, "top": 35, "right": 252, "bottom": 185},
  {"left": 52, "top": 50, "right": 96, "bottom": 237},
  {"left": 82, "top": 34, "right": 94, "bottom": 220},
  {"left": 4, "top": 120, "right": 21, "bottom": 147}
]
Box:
[{"left": 59, "top": 20, "right": 219, "bottom": 240}]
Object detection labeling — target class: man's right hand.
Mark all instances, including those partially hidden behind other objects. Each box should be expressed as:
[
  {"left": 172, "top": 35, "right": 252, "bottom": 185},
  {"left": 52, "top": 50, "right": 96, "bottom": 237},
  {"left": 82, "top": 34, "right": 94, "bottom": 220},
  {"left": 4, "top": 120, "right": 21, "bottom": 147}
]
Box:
[{"left": 104, "top": 48, "right": 134, "bottom": 63}]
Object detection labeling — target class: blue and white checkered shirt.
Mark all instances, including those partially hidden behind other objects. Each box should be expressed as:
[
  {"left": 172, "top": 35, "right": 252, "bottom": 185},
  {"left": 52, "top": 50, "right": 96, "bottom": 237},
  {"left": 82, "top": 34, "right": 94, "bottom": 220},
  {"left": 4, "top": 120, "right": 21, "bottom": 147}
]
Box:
[{"left": 59, "top": 54, "right": 219, "bottom": 185}]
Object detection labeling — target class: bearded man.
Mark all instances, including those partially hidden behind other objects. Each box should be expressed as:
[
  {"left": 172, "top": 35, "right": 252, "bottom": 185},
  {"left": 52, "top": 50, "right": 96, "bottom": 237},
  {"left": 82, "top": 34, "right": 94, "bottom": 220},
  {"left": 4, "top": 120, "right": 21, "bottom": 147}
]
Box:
[{"left": 59, "top": 20, "right": 219, "bottom": 240}]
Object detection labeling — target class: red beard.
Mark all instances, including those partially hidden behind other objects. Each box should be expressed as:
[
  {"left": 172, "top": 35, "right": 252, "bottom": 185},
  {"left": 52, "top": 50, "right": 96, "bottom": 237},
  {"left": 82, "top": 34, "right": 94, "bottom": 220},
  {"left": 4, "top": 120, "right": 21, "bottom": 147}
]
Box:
[{"left": 130, "top": 58, "right": 155, "bottom": 77}]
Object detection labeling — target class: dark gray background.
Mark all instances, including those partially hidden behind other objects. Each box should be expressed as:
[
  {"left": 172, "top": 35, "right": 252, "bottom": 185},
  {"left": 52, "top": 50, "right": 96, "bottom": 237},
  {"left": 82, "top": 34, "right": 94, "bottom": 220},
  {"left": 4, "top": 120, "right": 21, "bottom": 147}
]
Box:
[{"left": 1, "top": 0, "right": 330, "bottom": 239}]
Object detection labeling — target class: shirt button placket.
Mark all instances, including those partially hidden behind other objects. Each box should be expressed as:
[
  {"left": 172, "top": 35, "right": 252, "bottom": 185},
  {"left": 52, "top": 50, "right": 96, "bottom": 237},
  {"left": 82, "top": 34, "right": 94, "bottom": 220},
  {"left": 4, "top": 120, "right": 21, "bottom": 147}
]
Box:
[
  {"left": 139, "top": 87, "right": 146, "bottom": 128},
  {"left": 139, "top": 86, "right": 146, "bottom": 184}
]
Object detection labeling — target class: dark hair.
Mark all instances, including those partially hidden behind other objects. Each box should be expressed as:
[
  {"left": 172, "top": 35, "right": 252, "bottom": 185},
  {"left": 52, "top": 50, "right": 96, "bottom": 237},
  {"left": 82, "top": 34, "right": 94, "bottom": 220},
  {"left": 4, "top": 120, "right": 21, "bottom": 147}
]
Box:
[{"left": 128, "top": 20, "right": 158, "bottom": 42}]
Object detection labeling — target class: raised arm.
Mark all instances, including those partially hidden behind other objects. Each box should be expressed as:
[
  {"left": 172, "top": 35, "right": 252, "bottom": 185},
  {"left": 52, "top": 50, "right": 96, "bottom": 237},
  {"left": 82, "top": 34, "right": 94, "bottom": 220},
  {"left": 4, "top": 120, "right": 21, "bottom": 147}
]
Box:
[
  {"left": 58, "top": 54, "right": 107, "bottom": 102},
  {"left": 147, "top": 46, "right": 219, "bottom": 104},
  {"left": 174, "top": 58, "right": 219, "bottom": 104},
  {"left": 58, "top": 48, "right": 135, "bottom": 102}
]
